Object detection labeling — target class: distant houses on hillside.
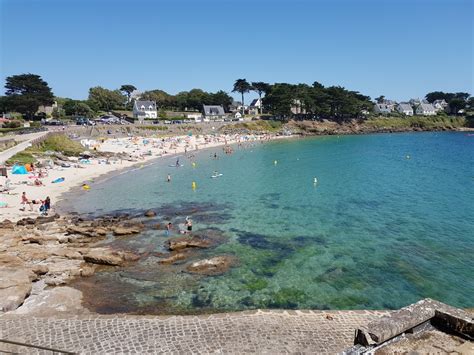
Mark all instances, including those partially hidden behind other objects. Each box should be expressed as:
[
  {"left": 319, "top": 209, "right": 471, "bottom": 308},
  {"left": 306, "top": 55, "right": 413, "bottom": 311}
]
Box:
[{"left": 374, "top": 98, "right": 446, "bottom": 116}]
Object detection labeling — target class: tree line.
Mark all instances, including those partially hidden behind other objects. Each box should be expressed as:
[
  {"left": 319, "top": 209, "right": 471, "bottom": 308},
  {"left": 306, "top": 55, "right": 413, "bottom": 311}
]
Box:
[{"left": 1, "top": 73, "right": 472, "bottom": 121}]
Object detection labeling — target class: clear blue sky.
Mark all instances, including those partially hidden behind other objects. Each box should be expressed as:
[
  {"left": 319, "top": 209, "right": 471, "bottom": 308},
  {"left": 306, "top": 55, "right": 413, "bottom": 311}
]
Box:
[{"left": 1, "top": 0, "right": 472, "bottom": 102}]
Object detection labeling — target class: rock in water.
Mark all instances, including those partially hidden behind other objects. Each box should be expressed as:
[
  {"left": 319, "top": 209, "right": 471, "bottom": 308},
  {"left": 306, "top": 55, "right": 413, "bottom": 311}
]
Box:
[
  {"left": 112, "top": 225, "right": 143, "bottom": 236},
  {"left": 144, "top": 210, "right": 157, "bottom": 217},
  {"left": 168, "top": 236, "right": 211, "bottom": 251},
  {"left": 159, "top": 253, "right": 187, "bottom": 264},
  {"left": 186, "top": 256, "right": 236, "bottom": 275},
  {"left": 83, "top": 249, "right": 138, "bottom": 266}
]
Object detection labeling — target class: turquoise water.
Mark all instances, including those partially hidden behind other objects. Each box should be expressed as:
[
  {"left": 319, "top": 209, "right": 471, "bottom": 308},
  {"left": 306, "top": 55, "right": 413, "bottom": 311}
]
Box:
[{"left": 68, "top": 132, "right": 474, "bottom": 313}]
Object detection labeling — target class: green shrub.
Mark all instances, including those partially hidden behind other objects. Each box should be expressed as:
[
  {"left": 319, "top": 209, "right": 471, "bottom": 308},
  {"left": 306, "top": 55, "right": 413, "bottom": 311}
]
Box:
[
  {"left": 33, "top": 134, "right": 85, "bottom": 156},
  {"left": 2, "top": 120, "right": 22, "bottom": 129},
  {"left": 6, "top": 152, "right": 36, "bottom": 165}
]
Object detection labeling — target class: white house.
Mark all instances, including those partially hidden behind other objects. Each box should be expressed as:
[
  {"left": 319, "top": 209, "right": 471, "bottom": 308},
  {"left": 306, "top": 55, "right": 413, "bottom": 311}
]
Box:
[
  {"left": 416, "top": 103, "right": 436, "bottom": 116},
  {"left": 291, "top": 99, "right": 306, "bottom": 114},
  {"left": 374, "top": 103, "right": 393, "bottom": 114},
  {"left": 202, "top": 105, "right": 226, "bottom": 120},
  {"left": 397, "top": 103, "right": 414, "bottom": 116},
  {"left": 133, "top": 100, "right": 157, "bottom": 122},
  {"left": 249, "top": 98, "right": 262, "bottom": 115},
  {"left": 432, "top": 99, "right": 448, "bottom": 112}
]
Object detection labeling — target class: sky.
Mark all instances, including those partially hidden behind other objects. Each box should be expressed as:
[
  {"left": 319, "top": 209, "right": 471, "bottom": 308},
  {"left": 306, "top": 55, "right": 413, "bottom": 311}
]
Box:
[{"left": 1, "top": 0, "right": 473, "bottom": 102}]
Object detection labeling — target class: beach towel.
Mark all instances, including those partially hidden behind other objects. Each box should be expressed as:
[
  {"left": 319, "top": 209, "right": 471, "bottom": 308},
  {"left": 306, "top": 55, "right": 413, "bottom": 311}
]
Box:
[
  {"left": 52, "top": 177, "right": 65, "bottom": 183},
  {"left": 12, "top": 165, "right": 28, "bottom": 174}
]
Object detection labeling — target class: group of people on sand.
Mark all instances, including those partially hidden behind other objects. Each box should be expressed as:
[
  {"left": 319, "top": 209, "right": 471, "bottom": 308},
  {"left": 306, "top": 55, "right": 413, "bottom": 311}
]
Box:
[{"left": 21, "top": 191, "right": 51, "bottom": 215}]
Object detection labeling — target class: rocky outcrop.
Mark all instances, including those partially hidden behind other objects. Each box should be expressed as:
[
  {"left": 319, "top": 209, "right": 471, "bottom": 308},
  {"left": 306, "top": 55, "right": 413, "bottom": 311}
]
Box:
[
  {"left": 83, "top": 249, "right": 139, "bottom": 266},
  {"left": 66, "top": 225, "right": 108, "bottom": 238},
  {"left": 9, "top": 286, "right": 90, "bottom": 316},
  {"left": 0, "top": 214, "right": 141, "bottom": 313},
  {"left": 0, "top": 267, "right": 35, "bottom": 312},
  {"left": 185, "top": 256, "right": 236, "bottom": 275}
]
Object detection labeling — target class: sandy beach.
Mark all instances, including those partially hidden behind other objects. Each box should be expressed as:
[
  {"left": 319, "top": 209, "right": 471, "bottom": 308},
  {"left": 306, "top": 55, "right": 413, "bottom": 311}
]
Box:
[{"left": 0, "top": 132, "right": 280, "bottom": 221}]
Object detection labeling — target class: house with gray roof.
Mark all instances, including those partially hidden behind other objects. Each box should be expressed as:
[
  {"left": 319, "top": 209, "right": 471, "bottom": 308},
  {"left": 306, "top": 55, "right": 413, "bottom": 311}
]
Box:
[
  {"left": 374, "top": 103, "right": 394, "bottom": 114},
  {"left": 396, "top": 103, "right": 414, "bottom": 116},
  {"left": 202, "top": 105, "right": 226, "bottom": 120},
  {"left": 133, "top": 100, "right": 157, "bottom": 122},
  {"left": 432, "top": 99, "right": 448, "bottom": 112},
  {"left": 415, "top": 103, "right": 436, "bottom": 116}
]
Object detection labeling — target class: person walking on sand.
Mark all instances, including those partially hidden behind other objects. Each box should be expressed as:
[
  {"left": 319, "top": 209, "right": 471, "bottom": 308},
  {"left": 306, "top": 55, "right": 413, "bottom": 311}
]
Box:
[{"left": 21, "top": 192, "right": 33, "bottom": 211}]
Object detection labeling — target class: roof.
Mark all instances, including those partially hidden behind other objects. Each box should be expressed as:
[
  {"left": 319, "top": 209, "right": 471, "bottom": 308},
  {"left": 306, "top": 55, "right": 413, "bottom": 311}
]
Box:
[
  {"left": 202, "top": 105, "right": 225, "bottom": 116},
  {"left": 134, "top": 100, "right": 156, "bottom": 111},
  {"left": 375, "top": 103, "right": 392, "bottom": 110},
  {"left": 398, "top": 103, "right": 413, "bottom": 111},
  {"left": 249, "top": 99, "right": 260, "bottom": 107},
  {"left": 418, "top": 103, "right": 435, "bottom": 111}
]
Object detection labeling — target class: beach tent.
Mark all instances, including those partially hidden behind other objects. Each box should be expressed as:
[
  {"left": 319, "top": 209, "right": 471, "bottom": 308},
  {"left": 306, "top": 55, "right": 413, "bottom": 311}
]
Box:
[{"left": 12, "top": 165, "right": 28, "bottom": 174}]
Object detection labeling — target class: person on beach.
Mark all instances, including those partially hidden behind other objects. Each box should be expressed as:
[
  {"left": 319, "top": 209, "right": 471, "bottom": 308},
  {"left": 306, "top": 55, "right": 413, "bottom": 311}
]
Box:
[
  {"left": 21, "top": 192, "right": 33, "bottom": 211},
  {"left": 44, "top": 196, "right": 51, "bottom": 213},
  {"left": 167, "top": 174, "right": 171, "bottom": 182}
]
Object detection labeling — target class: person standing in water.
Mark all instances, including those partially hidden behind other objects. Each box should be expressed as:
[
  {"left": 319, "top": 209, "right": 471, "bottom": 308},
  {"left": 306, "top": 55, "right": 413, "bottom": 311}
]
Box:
[
  {"left": 185, "top": 217, "right": 193, "bottom": 235},
  {"left": 167, "top": 173, "right": 171, "bottom": 182},
  {"left": 166, "top": 222, "right": 172, "bottom": 236},
  {"left": 176, "top": 158, "right": 180, "bottom": 167}
]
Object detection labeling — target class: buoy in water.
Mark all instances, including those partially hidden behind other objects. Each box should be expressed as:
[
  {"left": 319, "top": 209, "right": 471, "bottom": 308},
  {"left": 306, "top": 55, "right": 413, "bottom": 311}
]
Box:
[
  {"left": 274, "top": 160, "right": 278, "bottom": 165},
  {"left": 406, "top": 155, "right": 410, "bottom": 159},
  {"left": 192, "top": 181, "right": 197, "bottom": 190},
  {"left": 192, "top": 162, "right": 196, "bottom": 168},
  {"left": 82, "top": 184, "right": 90, "bottom": 190}
]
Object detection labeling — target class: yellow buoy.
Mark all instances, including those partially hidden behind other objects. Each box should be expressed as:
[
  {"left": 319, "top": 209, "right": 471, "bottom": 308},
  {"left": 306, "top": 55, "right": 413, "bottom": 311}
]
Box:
[
  {"left": 192, "top": 162, "right": 196, "bottom": 168},
  {"left": 192, "top": 181, "right": 197, "bottom": 190},
  {"left": 82, "top": 184, "right": 90, "bottom": 190}
]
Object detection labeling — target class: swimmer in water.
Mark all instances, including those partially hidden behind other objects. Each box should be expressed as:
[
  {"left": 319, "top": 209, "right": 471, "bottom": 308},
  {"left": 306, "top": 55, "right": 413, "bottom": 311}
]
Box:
[
  {"left": 167, "top": 173, "right": 171, "bottom": 182},
  {"left": 176, "top": 158, "right": 180, "bottom": 167}
]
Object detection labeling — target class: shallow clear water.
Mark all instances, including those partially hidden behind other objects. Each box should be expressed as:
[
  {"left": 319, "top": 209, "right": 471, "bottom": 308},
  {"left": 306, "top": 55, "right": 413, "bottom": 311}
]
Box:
[{"left": 68, "top": 132, "right": 474, "bottom": 313}]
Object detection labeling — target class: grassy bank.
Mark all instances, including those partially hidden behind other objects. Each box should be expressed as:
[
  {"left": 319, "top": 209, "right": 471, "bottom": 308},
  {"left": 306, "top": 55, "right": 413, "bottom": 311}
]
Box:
[
  {"left": 364, "top": 116, "right": 466, "bottom": 130},
  {"left": 6, "top": 134, "right": 84, "bottom": 165},
  {"left": 230, "top": 120, "right": 283, "bottom": 132}
]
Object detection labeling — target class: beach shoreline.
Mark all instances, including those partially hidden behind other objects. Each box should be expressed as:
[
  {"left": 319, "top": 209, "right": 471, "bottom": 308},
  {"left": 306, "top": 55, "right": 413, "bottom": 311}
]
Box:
[{"left": 1, "top": 132, "right": 285, "bottom": 222}]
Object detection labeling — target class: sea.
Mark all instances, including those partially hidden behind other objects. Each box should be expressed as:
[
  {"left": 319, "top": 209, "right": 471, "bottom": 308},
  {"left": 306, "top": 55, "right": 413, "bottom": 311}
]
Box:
[{"left": 65, "top": 132, "right": 474, "bottom": 314}]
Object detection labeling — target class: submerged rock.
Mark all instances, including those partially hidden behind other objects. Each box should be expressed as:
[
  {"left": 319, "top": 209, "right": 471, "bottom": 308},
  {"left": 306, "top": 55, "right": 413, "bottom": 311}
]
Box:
[
  {"left": 112, "top": 225, "right": 143, "bottom": 236},
  {"left": 158, "top": 252, "right": 187, "bottom": 265},
  {"left": 186, "top": 256, "right": 236, "bottom": 276},
  {"left": 168, "top": 236, "right": 212, "bottom": 251}
]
